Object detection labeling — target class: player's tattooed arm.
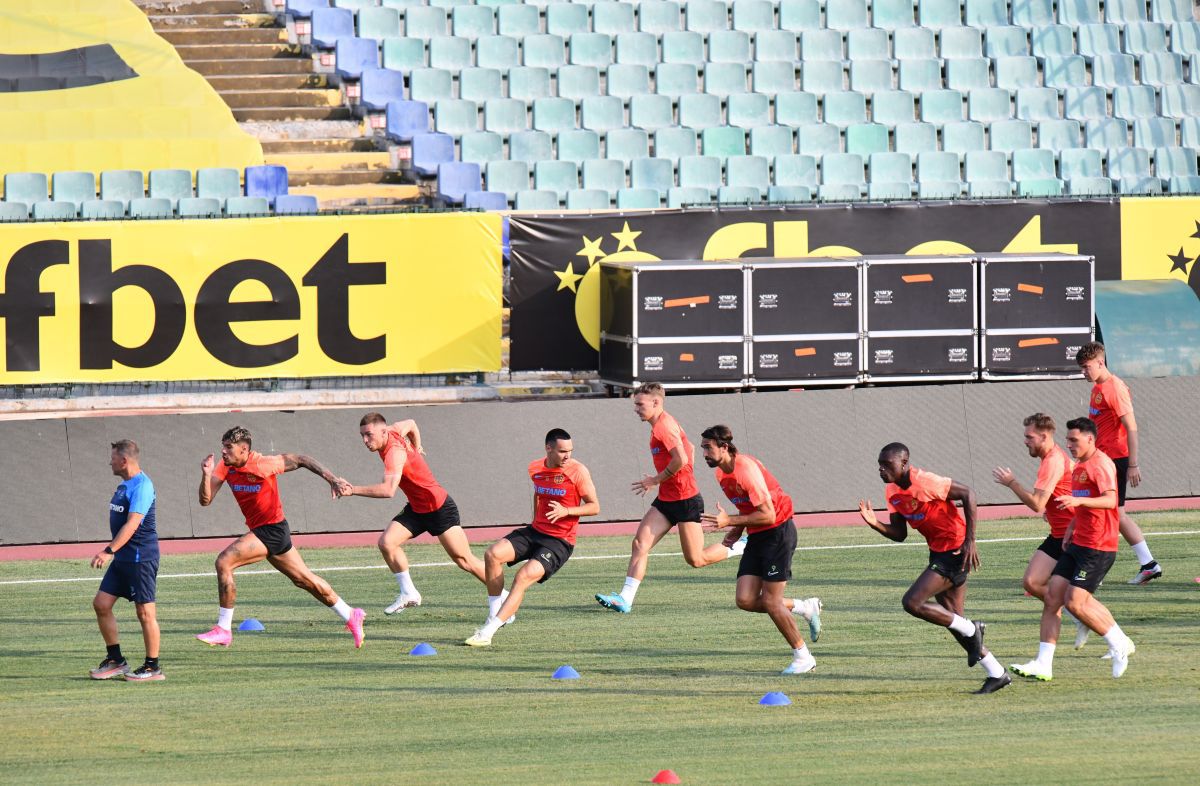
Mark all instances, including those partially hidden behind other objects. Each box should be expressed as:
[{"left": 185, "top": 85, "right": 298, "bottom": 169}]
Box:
[{"left": 281, "top": 453, "right": 341, "bottom": 488}]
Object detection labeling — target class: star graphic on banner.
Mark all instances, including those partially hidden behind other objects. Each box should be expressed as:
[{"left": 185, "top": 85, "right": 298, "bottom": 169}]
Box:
[
  {"left": 1167, "top": 247, "right": 1192, "bottom": 275},
  {"left": 576, "top": 235, "right": 605, "bottom": 267},
  {"left": 1190, "top": 221, "right": 1200, "bottom": 240},
  {"left": 612, "top": 221, "right": 642, "bottom": 252},
  {"left": 555, "top": 261, "right": 584, "bottom": 292}
]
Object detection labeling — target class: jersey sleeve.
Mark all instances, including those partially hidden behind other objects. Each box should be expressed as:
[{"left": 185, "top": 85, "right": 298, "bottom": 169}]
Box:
[
  {"left": 914, "top": 470, "right": 953, "bottom": 502},
  {"left": 884, "top": 485, "right": 898, "bottom": 513},
  {"left": 249, "top": 454, "right": 287, "bottom": 478},
  {"left": 126, "top": 476, "right": 155, "bottom": 516},
  {"left": 382, "top": 439, "right": 406, "bottom": 477},
  {"left": 211, "top": 460, "right": 229, "bottom": 481},
  {"left": 1111, "top": 379, "right": 1134, "bottom": 419},
  {"left": 1094, "top": 456, "right": 1119, "bottom": 496},
  {"left": 528, "top": 458, "right": 544, "bottom": 481},
  {"left": 1034, "top": 450, "right": 1066, "bottom": 493},
  {"left": 733, "top": 458, "right": 771, "bottom": 507},
  {"left": 567, "top": 461, "right": 597, "bottom": 500},
  {"left": 652, "top": 417, "right": 683, "bottom": 452}
]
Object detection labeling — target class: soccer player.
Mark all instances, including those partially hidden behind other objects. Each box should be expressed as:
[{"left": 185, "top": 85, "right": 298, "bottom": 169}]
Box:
[
  {"left": 465, "top": 428, "right": 598, "bottom": 647},
  {"left": 992, "top": 413, "right": 1092, "bottom": 676},
  {"left": 697, "top": 426, "right": 822, "bottom": 675},
  {"left": 195, "top": 426, "right": 365, "bottom": 649},
  {"left": 1026, "top": 418, "right": 1136, "bottom": 678},
  {"left": 595, "top": 383, "right": 744, "bottom": 613},
  {"left": 336, "top": 413, "right": 487, "bottom": 614},
  {"left": 89, "top": 440, "right": 164, "bottom": 682},
  {"left": 858, "top": 443, "right": 1011, "bottom": 694},
  {"left": 1076, "top": 341, "right": 1162, "bottom": 584}
]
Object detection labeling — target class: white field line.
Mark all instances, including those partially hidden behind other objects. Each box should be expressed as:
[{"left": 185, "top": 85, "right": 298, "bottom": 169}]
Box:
[{"left": 3, "top": 530, "right": 1199, "bottom": 588}]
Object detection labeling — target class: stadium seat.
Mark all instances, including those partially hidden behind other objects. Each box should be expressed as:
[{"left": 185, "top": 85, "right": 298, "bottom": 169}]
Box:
[
  {"left": 894, "top": 28, "right": 936, "bottom": 60},
  {"left": 80, "top": 199, "right": 125, "bottom": 219},
  {"left": 894, "top": 122, "right": 938, "bottom": 153},
  {"left": 475, "top": 36, "right": 519, "bottom": 71},
  {"left": 429, "top": 36, "right": 472, "bottom": 73},
  {"left": 941, "top": 27, "right": 983, "bottom": 60},
  {"left": 359, "top": 7, "right": 401, "bottom": 40},
  {"left": 1092, "top": 54, "right": 1137, "bottom": 88},
  {"left": 463, "top": 190, "right": 508, "bottom": 211},
  {"left": 898, "top": 59, "right": 942, "bottom": 92},
  {"left": 1124, "top": 22, "right": 1169, "bottom": 55},
  {"left": 1063, "top": 86, "right": 1107, "bottom": 122},
  {"left": 530, "top": 98, "right": 574, "bottom": 135},
  {"left": 514, "top": 189, "right": 560, "bottom": 210},
  {"left": 1012, "top": 0, "right": 1055, "bottom": 26},
  {"left": 607, "top": 128, "right": 651, "bottom": 160},
  {"left": 821, "top": 152, "right": 866, "bottom": 189},
  {"left": 756, "top": 31, "right": 799, "bottom": 63},
  {"left": 1154, "top": 0, "right": 1194, "bottom": 23},
  {"left": 1076, "top": 23, "right": 1122, "bottom": 58},
  {"left": 176, "top": 197, "right": 220, "bottom": 218},
  {"left": 733, "top": 0, "right": 775, "bottom": 33},
  {"left": 965, "top": 0, "right": 1008, "bottom": 27},
  {"left": 639, "top": 1, "right": 684, "bottom": 35},
  {"left": 1016, "top": 88, "right": 1060, "bottom": 122},
  {"left": 920, "top": 90, "right": 965, "bottom": 124},
  {"left": 1030, "top": 25, "right": 1074, "bottom": 59},
  {"left": 570, "top": 33, "right": 614, "bottom": 70},
  {"left": 486, "top": 160, "right": 531, "bottom": 200},
  {"left": 1140, "top": 53, "right": 1185, "bottom": 86},
  {"left": 1017, "top": 178, "right": 1064, "bottom": 196},
  {"left": 801, "top": 30, "right": 845, "bottom": 61},
  {"left": 991, "top": 119, "right": 1034, "bottom": 152},
  {"left": 1182, "top": 117, "right": 1200, "bottom": 147},
  {"left": 483, "top": 98, "right": 527, "bottom": 136},
  {"left": 459, "top": 68, "right": 503, "bottom": 103},
  {"left": 705, "top": 63, "right": 750, "bottom": 97},
  {"left": 701, "top": 126, "right": 748, "bottom": 159},
  {"left": 1059, "top": 0, "right": 1103, "bottom": 25},
  {"left": 508, "top": 67, "right": 551, "bottom": 101},
  {"left": 968, "top": 88, "right": 1013, "bottom": 123},
  {"left": 565, "top": 189, "right": 611, "bottom": 209},
  {"left": 1117, "top": 175, "right": 1163, "bottom": 193},
  {"left": 269, "top": 193, "right": 317, "bottom": 216},
  {"left": 918, "top": 180, "right": 964, "bottom": 198},
  {"left": 223, "top": 196, "right": 269, "bottom": 216},
  {"left": 776, "top": 92, "right": 819, "bottom": 127},
  {"left": 546, "top": 3, "right": 589, "bottom": 37},
  {"left": 1061, "top": 147, "right": 1104, "bottom": 179},
  {"left": 451, "top": 5, "right": 495, "bottom": 39},
  {"left": 407, "top": 6, "right": 450, "bottom": 38},
  {"left": 679, "top": 93, "right": 723, "bottom": 130},
  {"left": 749, "top": 125, "right": 796, "bottom": 158},
  {"left": 1013, "top": 148, "right": 1058, "bottom": 180},
  {"left": 596, "top": 3, "right": 638, "bottom": 36},
  {"left": 874, "top": 91, "right": 917, "bottom": 126},
  {"left": 436, "top": 99, "right": 480, "bottom": 136},
  {"left": 1167, "top": 174, "right": 1200, "bottom": 193},
  {"left": 767, "top": 184, "right": 814, "bottom": 202},
  {"left": 847, "top": 28, "right": 891, "bottom": 61},
  {"left": 819, "top": 182, "right": 864, "bottom": 200},
  {"left": 1068, "top": 176, "right": 1115, "bottom": 194},
  {"left": 1087, "top": 118, "right": 1131, "bottom": 148},
  {"left": 1108, "top": 147, "right": 1153, "bottom": 180},
  {"left": 967, "top": 179, "right": 1014, "bottom": 197},
  {"left": 824, "top": 92, "right": 868, "bottom": 127},
  {"left": 581, "top": 96, "right": 627, "bottom": 132},
  {"left": 1105, "top": 0, "right": 1148, "bottom": 23},
  {"left": 1039, "top": 119, "right": 1083, "bottom": 149},
  {"left": 710, "top": 31, "right": 752, "bottom": 64},
  {"left": 916, "top": 151, "right": 961, "bottom": 182},
  {"left": 655, "top": 63, "right": 700, "bottom": 97},
  {"left": 615, "top": 188, "right": 662, "bottom": 208},
  {"left": 846, "top": 123, "right": 889, "bottom": 155},
  {"left": 1112, "top": 85, "right": 1158, "bottom": 121},
  {"left": 496, "top": 4, "right": 538, "bottom": 37},
  {"left": 127, "top": 198, "right": 172, "bottom": 219},
  {"left": 286, "top": 0, "right": 329, "bottom": 19},
  {"left": 1155, "top": 146, "right": 1198, "bottom": 177},
  {"left": 51, "top": 171, "right": 95, "bottom": 208},
  {"left": 629, "top": 94, "right": 675, "bottom": 132},
  {"left": 4, "top": 172, "right": 48, "bottom": 205},
  {"left": 1162, "top": 84, "right": 1200, "bottom": 118},
  {"left": 582, "top": 158, "right": 628, "bottom": 196},
  {"left": 869, "top": 151, "right": 914, "bottom": 185},
  {"left": 655, "top": 127, "right": 700, "bottom": 160},
  {"left": 524, "top": 35, "right": 567, "bottom": 70},
  {"left": 1135, "top": 118, "right": 1179, "bottom": 149},
  {"left": 615, "top": 32, "right": 658, "bottom": 67},
  {"left": 661, "top": 31, "right": 705, "bottom": 65},
  {"left": 460, "top": 131, "right": 504, "bottom": 165},
  {"left": 729, "top": 93, "right": 773, "bottom": 130},
  {"left": 943, "top": 121, "right": 987, "bottom": 153},
  {"left": 869, "top": 181, "right": 915, "bottom": 199},
  {"left": 678, "top": 155, "right": 724, "bottom": 197},
  {"left": 873, "top": 0, "right": 917, "bottom": 31},
  {"left": 726, "top": 155, "right": 771, "bottom": 197},
  {"left": 385, "top": 99, "right": 429, "bottom": 142},
  {"left": 686, "top": 0, "right": 730, "bottom": 34},
  {"left": 408, "top": 68, "right": 453, "bottom": 103},
  {"left": 535, "top": 160, "right": 580, "bottom": 200},
  {"left": 825, "top": 0, "right": 869, "bottom": 31},
  {"left": 32, "top": 200, "right": 78, "bottom": 221},
  {"left": 360, "top": 68, "right": 405, "bottom": 111},
  {"left": 410, "top": 132, "right": 455, "bottom": 176},
  {"left": 148, "top": 169, "right": 192, "bottom": 206},
  {"left": 558, "top": 65, "right": 601, "bottom": 101},
  {"left": 97, "top": 170, "right": 143, "bottom": 206},
  {"left": 965, "top": 149, "right": 1009, "bottom": 183},
  {"left": 196, "top": 168, "right": 241, "bottom": 202},
  {"left": 851, "top": 61, "right": 895, "bottom": 95},
  {"left": 718, "top": 185, "right": 763, "bottom": 203},
  {"left": 608, "top": 64, "right": 651, "bottom": 101},
  {"left": 775, "top": 154, "right": 820, "bottom": 189},
  {"left": 509, "top": 130, "right": 553, "bottom": 163},
  {"left": 945, "top": 59, "right": 991, "bottom": 92},
  {"left": 994, "top": 57, "right": 1039, "bottom": 90},
  {"left": 382, "top": 37, "right": 425, "bottom": 71},
  {"left": 1172, "top": 22, "right": 1200, "bottom": 55},
  {"left": 335, "top": 38, "right": 380, "bottom": 81},
  {"left": 1043, "top": 56, "right": 1088, "bottom": 89},
  {"left": 311, "top": 7, "right": 353, "bottom": 49},
  {"left": 804, "top": 61, "right": 847, "bottom": 94},
  {"left": 630, "top": 157, "right": 675, "bottom": 191},
  {"left": 780, "top": 0, "right": 822, "bottom": 32}
]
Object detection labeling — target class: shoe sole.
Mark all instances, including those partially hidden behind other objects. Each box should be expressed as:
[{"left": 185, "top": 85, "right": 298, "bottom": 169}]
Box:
[
  {"left": 124, "top": 674, "right": 166, "bottom": 682},
  {"left": 1128, "top": 573, "right": 1162, "bottom": 585},
  {"left": 782, "top": 665, "right": 816, "bottom": 675},
  {"left": 89, "top": 669, "right": 129, "bottom": 680},
  {"left": 196, "top": 639, "right": 231, "bottom": 647},
  {"left": 595, "top": 594, "right": 629, "bottom": 613},
  {"left": 1010, "top": 667, "right": 1052, "bottom": 682},
  {"left": 384, "top": 600, "right": 421, "bottom": 615},
  {"left": 464, "top": 640, "right": 491, "bottom": 647}
]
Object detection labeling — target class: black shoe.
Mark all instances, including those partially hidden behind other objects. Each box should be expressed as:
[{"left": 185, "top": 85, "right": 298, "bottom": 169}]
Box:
[
  {"left": 974, "top": 673, "right": 1012, "bottom": 694},
  {"left": 89, "top": 658, "right": 129, "bottom": 680},
  {"left": 964, "top": 621, "right": 986, "bottom": 668}
]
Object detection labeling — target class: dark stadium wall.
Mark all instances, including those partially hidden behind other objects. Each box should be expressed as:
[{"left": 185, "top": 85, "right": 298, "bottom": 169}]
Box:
[{"left": 3, "top": 377, "right": 1198, "bottom": 545}]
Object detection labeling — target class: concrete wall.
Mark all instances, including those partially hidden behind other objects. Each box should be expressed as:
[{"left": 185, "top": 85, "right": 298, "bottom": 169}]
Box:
[{"left": 3, "top": 377, "right": 1198, "bottom": 545}]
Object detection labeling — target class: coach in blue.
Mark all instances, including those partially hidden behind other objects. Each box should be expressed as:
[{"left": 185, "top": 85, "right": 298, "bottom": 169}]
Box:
[{"left": 89, "top": 439, "right": 164, "bottom": 682}]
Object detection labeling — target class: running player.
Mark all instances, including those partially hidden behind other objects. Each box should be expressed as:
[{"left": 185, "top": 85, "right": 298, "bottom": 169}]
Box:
[
  {"left": 89, "top": 440, "right": 164, "bottom": 682},
  {"left": 465, "top": 428, "right": 599, "bottom": 647},
  {"left": 1076, "top": 341, "right": 1162, "bottom": 584},
  {"left": 595, "top": 383, "right": 744, "bottom": 613},
  {"left": 698, "top": 426, "right": 822, "bottom": 675},
  {"left": 858, "top": 443, "right": 1010, "bottom": 694},
  {"left": 993, "top": 413, "right": 1091, "bottom": 678},
  {"left": 1031, "top": 418, "right": 1137, "bottom": 678},
  {"left": 195, "top": 426, "right": 365, "bottom": 649},
  {"left": 337, "top": 413, "right": 487, "bottom": 614}
]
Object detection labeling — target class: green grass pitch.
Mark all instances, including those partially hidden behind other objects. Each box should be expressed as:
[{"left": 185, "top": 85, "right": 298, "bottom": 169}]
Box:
[{"left": 2, "top": 513, "right": 1198, "bottom": 785}]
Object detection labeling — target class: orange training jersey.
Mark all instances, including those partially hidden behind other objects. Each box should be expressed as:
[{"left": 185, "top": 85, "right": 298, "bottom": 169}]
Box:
[
  {"left": 649, "top": 411, "right": 699, "bottom": 502},
  {"left": 1036, "top": 444, "right": 1075, "bottom": 539},
  {"left": 213, "top": 451, "right": 286, "bottom": 530},
  {"left": 715, "top": 454, "right": 794, "bottom": 534},
  {"left": 1089, "top": 375, "right": 1132, "bottom": 459},
  {"left": 529, "top": 457, "right": 595, "bottom": 546},
  {"left": 379, "top": 426, "right": 448, "bottom": 513},
  {"left": 1069, "top": 450, "right": 1120, "bottom": 552},
  {"left": 885, "top": 468, "right": 965, "bottom": 553}
]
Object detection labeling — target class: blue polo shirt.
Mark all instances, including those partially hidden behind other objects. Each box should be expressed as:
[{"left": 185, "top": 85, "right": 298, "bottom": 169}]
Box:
[{"left": 109, "top": 472, "right": 158, "bottom": 563}]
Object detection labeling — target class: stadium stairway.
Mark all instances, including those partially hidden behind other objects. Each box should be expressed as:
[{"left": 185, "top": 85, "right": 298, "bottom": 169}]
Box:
[{"left": 138, "top": 0, "right": 421, "bottom": 208}]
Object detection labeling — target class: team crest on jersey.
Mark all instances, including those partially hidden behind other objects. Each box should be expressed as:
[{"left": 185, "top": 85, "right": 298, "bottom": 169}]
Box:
[
  {"left": 904, "top": 498, "right": 920, "bottom": 513},
  {"left": 1093, "top": 392, "right": 1104, "bottom": 404},
  {"left": 1075, "top": 469, "right": 1089, "bottom": 484},
  {"left": 553, "top": 474, "right": 565, "bottom": 484},
  {"left": 239, "top": 473, "right": 262, "bottom": 483}
]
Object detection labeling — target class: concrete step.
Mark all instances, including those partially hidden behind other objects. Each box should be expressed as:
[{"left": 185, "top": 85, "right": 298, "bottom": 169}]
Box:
[
  {"left": 188, "top": 57, "right": 313, "bottom": 75},
  {"left": 289, "top": 169, "right": 410, "bottom": 186},
  {"left": 260, "top": 137, "right": 378, "bottom": 154},
  {"left": 158, "top": 27, "right": 286, "bottom": 45},
  {"left": 290, "top": 183, "right": 422, "bottom": 208},
  {"left": 174, "top": 42, "right": 302, "bottom": 60},
  {"left": 136, "top": 0, "right": 267, "bottom": 14},
  {"left": 205, "top": 73, "right": 327, "bottom": 90},
  {"left": 147, "top": 12, "right": 278, "bottom": 29},
  {"left": 219, "top": 88, "right": 341, "bottom": 108},
  {"left": 240, "top": 119, "right": 363, "bottom": 140},
  {"left": 232, "top": 106, "right": 353, "bottom": 121},
  {"left": 266, "top": 151, "right": 393, "bottom": 172}
]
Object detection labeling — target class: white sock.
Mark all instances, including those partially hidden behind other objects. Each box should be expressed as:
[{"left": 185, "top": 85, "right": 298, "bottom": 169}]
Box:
[
  {"left": 480, "top": 615, "right": 503, "bottom": 637},
  {"left": 1102, "top": 623, "right": 1127, "bottom": 648},
  {"left": 330, "top": 597, "right": 353, "bottom": 621},
  {"left": 790, "top": 599, "right": 810, "bottom": 620},
  {"left": 1036, "top": 641, "right": 1056, "bottom": 666},
  {"left": 395, "top": 570, "right": 417, "bottom": 595},
  {"left": 487, "top": 594, "right": 502, "bottom": 617},
  {"left": 980, "top": 652, "right": 1005, "bottom": 678},
  {"left": 792, "top": 644, "right": 810, "bottom": 660},
  {"left": 217, "top": 607, "right": 234, "bottom": 631},
  {"left": 948, "top": 614, "right": 976, "bottom": 637},
  {"left": 1131, "top": 540, "right": 1154, "bottom": 566},
  {"left": 619, "top": 577, "right": 641, "bottom": 605}
]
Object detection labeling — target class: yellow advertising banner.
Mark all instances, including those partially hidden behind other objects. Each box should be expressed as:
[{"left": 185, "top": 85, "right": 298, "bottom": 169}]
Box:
[
  {"left": 1119, "top": 196, "right": 1200, "bottom": 288},
  {"left": 0, "top": 212, "right": 502, "bottom": 383}
]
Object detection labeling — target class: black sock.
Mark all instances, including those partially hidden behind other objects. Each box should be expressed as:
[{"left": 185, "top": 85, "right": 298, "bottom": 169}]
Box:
[
  {"left": 144, "top": 657, "right": 159, "bottom": 670},
  {"left": 106, "top": 644, "right": 123, "bottom": 662},
  {"left": 1142, "top": 561, "right": 1158, "bottom": 570}
]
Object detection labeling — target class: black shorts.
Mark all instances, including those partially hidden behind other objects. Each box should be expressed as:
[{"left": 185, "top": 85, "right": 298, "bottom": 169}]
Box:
[
  {"left": 251, "top": 520, "right": 294, "bottom": 556},
  {"left": 99, "top": 559, "right": 159, "bottom": 603},
  {"left": 926, "top": 545, "right": 969, "bottom": 587},
  {"left": 503, "top": 525, "right": 573, "bottom": 583},
  {"left": 394, "top": 496, "right": 461, "bottom": 537},
  {"left": 1113, "top": 456, "right": 1129, "bottom": 507},
  {"left": 1035, "top": 534, "right": 1064, "bottom": 560},
  {"left": 1053, "top": 543, "right": 1117, "bottom": 593},
  {"left": 651, "top": 494, "right": 704, "bottom": 526},
  {"left": 737, "top": 520, "right": 797, "bottom": 582}
]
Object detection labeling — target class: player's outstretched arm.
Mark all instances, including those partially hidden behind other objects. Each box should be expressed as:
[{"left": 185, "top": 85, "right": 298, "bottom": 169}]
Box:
[
  {"left": 947, "top": 480, "right": 980, "bottom": 571},
  {"left": 281, "top": 453, "right": 343, "bottom": 498},
  {"left": 858, "top": 500, "right": 908, "bottom": 542},
  {"left": 199, "top": 453, "right": 224, "bottom": 506}
]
